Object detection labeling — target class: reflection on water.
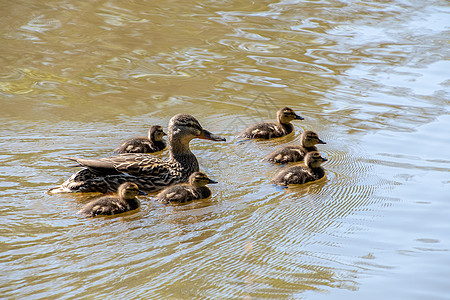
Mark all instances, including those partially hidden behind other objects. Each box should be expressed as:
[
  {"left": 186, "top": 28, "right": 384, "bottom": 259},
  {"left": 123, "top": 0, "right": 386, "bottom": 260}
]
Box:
[{"left": 1, "top": 0, "right": 449, "bottom": 299}]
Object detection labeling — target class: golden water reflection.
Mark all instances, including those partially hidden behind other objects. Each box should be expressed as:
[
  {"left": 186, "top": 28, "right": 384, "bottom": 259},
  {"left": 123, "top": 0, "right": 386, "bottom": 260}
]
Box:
[{"left": 1, "top": 0, "right": 449, "bottom": 299}]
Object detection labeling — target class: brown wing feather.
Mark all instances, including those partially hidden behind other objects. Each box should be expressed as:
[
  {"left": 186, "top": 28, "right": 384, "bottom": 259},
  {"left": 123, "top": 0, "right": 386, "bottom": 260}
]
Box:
[{"left": 66, "top": 153, "right": 173, "bottom": 177}]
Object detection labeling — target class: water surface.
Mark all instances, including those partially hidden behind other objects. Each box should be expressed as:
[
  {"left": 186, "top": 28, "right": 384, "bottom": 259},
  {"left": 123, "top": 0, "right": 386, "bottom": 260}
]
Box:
[{"left": 1, "top": 0, "right": 449, "bottom": 299}]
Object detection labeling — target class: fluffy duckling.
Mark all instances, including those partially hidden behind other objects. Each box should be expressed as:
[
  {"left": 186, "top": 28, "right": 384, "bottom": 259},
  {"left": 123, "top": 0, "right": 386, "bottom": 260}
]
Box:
[
  {"left": 78, "top": 182, "right": 145, "bottom": 217},
  {"left": 237, "top": 107, "right": 304, "bottom": 139},
  {"left": 264, "top": 131, "right": 326, "bottom": 164},
  {"left": 271, "top": 151, "right": 327, "bottom": 186},
  {"left": 113, "top": 125, "right": 166, "bottom": 154},
  {"left": 156, "top": 172, "right": 217, "bottom": 204}
]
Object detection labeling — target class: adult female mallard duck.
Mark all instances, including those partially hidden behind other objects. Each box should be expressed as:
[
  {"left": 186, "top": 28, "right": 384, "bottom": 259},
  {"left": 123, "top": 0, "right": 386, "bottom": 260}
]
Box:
[
  {"left": 264, "top": 131, "right": 326, "bottom": 164},
  {"left": 237, "top": 107, "right": 304, "bottom": 139},
  {"left": 155, "top": 172, "right": 217, "bottom": 204},
  {"left": 78, "top": 182, "right": 145, "bottom": 217},
  {"left": 113, "top": 125, "right": 166, "bottom": 154},
  {"left": 48, "top": 114, "right": 226, "bottom": 194},
  {"left": 271, "top": 151, "right": 327, "bottom": 186}
]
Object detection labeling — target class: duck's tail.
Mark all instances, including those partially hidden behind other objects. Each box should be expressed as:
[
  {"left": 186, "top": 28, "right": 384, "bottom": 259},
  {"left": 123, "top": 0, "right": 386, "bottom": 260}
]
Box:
[{"left": 47, "top": 185, "right": 71, "bottom": 194}]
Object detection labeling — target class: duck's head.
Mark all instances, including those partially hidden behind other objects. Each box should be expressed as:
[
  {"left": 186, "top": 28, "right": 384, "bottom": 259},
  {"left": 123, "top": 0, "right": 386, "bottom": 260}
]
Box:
[
  {"left": 118, "top": 182, "right": 146, "bottom": 200},
  {"left": 168, "top": 114, "right": 226, "bottom": 143},
  {"left": 277, "top": 107, "right": 304, "bottom": 124},
  {"left": 149, "top": 125, "right": 166, "bottom": 142},
  {"left": 189, "top": 172, "right": 218, "bottom": 188},
  {"left": 301, "top": 130, "right": 326, "bottom": 147},
  {"left": 305, "top": 151, "right": 328, "bottom": 168}
]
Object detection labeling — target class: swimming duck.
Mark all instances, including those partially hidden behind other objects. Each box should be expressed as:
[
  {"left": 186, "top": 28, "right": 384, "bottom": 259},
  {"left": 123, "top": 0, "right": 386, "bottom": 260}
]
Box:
[
  {"left": 78, "top": 182, "right": 144, "bottom": 217},
  {"left": 271, "top": 151, "right": 327, "bottom": 186},
  {"left": 155, "top": 172, "right": 217, "bottom": 204},
  {"left": 237, "top": 107, "right": 304, "bottom": 139},
  {"left": 113, "top": 125, "right": 166, "bottom": 154},
  {"left": 48, "top": 114, "right": 226, "bottom": 194},
  {"left": 264, "top": 131, "right": 326, "bottom": 164}
]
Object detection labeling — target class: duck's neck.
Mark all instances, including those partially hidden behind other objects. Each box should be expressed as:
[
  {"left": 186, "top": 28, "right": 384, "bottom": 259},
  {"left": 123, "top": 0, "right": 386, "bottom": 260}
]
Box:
[
  {"left": 168, "top": 136, "right": 199, "bottom": 173},
  {"left": 278, "top": 121, "right": 294, "bottom": 135},
  {"left": 306, "top": 161, "right": 323, "bottom": 170},
  {"left": 302, "top": 144, "right": 318, "bottom": 152},
  {"left": 195, "top": 186, "right": 212, "bottom": 198},
  {"left": 152, "top": 140, "right": 166, "bottom": 148},
  {"left": 125, "top": 198, "right": 140, "bottom": 210}
]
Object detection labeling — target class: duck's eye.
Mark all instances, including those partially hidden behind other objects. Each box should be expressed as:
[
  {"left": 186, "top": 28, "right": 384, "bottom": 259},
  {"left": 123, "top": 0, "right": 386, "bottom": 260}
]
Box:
[{"left": 184, "top": 120, "right": 201, "bottom": 128}]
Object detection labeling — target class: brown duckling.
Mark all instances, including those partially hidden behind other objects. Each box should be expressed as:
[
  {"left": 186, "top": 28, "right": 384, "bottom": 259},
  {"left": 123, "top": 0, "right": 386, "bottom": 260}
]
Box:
[
  {"left": 155, "top": 172, "right": 217, "bottom": 204},
  {"left": 113, "top": 125, "right": 166, "bottom": 154},
  {"left": 237, "top": 107, "right": 304, "bottom": 139},
  {"left": 77, "top": 182, "right": 145, "bottom": 217},
  {"left": 271, "top": 151, "right": 327, "bottom": 186},
  {"left": 264, "top": 131, "right": 326, "bottom": 164}
]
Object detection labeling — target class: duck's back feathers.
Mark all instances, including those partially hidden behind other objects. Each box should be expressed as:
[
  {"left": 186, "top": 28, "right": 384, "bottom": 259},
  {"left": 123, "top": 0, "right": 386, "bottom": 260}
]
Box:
[
  {"left": 49, "top": 154, "right": 183, "bottom": 194},
  {"left": 156, "top": 185, "right": 212, "bottom": 204},
  {"left": 156, "top": 185, "right": 196, "bottom": 203},
  {"left": 238, "top": 122, "right": 292, "bottom": 139},
  {"left": 264, "top": 145, "right": 316, "bottom": 164},
  {"left": 271, "top": 165, "right": 325, "bottom": 186},
  {"left": 67, "top": 153, "right": 174, "bottom": 177},
  {"left": 114, "top": 138, "right": 166, "bottom": 154},
  {"left": 78, "top": 196, "right": 140, "bottom": 217},
  {"left": 78, "top": 197, "right": 127, "bottom": 217}
]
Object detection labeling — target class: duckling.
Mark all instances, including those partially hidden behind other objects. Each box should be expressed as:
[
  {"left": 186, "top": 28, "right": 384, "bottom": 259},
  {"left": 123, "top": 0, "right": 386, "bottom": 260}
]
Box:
[
  {"left": 77, "top": 182, "right": 144, "bottom": 217},
  {"left": 156, "top": 172, "right": 217, "bottom": 204},
  {"left": 264, "top": 131, "right": 326, "bottom": 164},
  {"left": 48, "top": 114, "right": 226, "bottom": 194},
  {"left": 237, "top": 107, "right": 304, "bottom": 139},
  {"left": 113, "top": 125, "right": 166, "bottom": 154},
  {"left": 271, "top": 151, "right": 327, "bottom": 186}
]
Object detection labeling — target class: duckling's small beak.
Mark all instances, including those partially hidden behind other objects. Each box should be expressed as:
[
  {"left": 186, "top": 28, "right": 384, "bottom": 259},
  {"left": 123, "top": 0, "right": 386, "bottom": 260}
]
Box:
[
  {"left": 199, "top": 129, "right": 226, "bottom": 141},
  {"left": 138, "top": 190, "right": 148, "bottom": 195},
  {"left": 318, "top": 139, "right": 326, "bottom": 144},
  {"left": 162, "top": 132, "right": 167, "bottom": 136},
  {"left": 321, "top": 157, "right": 328, "bottom": 162},
  {"left": 295, "top": 114, "right": 304, "bottom": 120},
  {"left": 208, "top": 179, "right": 218, "bottom": 184}
]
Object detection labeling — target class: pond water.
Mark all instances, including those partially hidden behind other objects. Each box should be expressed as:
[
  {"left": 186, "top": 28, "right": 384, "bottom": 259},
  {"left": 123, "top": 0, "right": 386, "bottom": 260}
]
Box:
[{"left": 1, "top": 0, "right": 449, "bottom": 299}]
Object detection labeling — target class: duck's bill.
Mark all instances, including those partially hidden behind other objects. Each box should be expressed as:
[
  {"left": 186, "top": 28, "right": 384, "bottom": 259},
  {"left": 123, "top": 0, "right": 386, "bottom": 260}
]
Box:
[
  {"left": 199, "top": 130, "right": 226, "bottom": 141},
  {"left": 318, "top": 139, "right": 326, "bottom": 144},
  {"left": 321, "top": 157, "right": 328, "bottom": 162},
  {"left": 138, "top": 190, "right": 148, "bottom": 195},
  {"left": 295, "top": 114, "right": 305, "bottom": 120},
  {"left": 208, "top": 179, "right": 218, "bottom": 184}
]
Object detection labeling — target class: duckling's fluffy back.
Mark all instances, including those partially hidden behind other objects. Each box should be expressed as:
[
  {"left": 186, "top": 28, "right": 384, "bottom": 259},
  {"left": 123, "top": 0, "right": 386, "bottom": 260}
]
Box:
[
  {"left": 271, "top": 165, "right": 324, "bottom": 186},
  {"left": 238, "top": 122, "right": 289, "bottom": 139},
  {"left": 113, "top": 137, "right": 166, "bottom": 154},
  {"left": 264, "top": 145, "right": 313, "bottom": 164},
  {"left": 77, "top": 196, "right": 140, "bottom": 217},
  {"left": 156, "top": 184, "right": 212, "bottom": 204}
]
